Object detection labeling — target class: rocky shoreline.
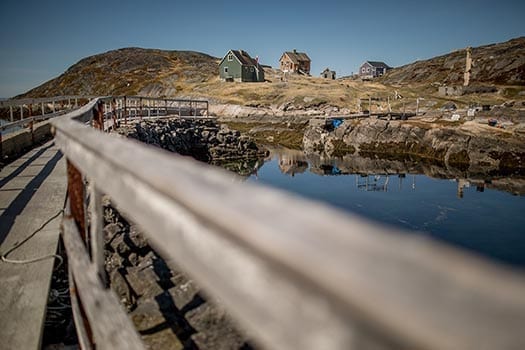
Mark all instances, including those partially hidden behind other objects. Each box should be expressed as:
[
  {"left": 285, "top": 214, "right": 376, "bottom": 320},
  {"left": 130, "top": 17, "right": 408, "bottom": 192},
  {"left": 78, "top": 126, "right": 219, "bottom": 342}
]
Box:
[
  {"left": 303, "top": 117, "right": 525, "bottom": 174},
  {"left": 119, "top": 118, "right": 267, "bottom": 167},
  {"left": 210, "top": 102, "right": 350, "bottom": 120}
]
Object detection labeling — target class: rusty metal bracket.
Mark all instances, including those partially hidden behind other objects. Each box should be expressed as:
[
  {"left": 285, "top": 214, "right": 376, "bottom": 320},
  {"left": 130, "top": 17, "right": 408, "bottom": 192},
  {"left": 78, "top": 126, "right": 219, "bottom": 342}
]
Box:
[
  {"left": 111, "top": 98, "right": 118, "bottom": 130},
  {"left": 67, "top": 160, "right": 86, "bottom": 241},
  {"left": 92, "top": 101, "right": 105, "bottom": 130}
]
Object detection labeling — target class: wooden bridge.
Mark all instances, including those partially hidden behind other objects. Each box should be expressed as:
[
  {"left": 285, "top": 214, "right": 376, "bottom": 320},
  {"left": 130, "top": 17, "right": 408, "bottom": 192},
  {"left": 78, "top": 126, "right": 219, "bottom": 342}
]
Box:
[{"left": 1, "top": 95, "right": 525, "bottom": 349}]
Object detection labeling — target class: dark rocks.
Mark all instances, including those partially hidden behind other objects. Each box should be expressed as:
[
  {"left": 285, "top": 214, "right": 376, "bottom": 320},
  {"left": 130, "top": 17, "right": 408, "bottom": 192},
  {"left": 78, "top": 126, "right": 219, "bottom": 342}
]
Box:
[
  {"left": 441, "top": 102, "right": 457, "bottom": 111},
  {"left": 123, "top": 119, "right": 267, "bottom": 166},
  {"left": 102, "top": 119, "right": 267, "bottom": 347},
  {"left": 303, "top": 118, "right": 525, "bottom": 173},
  {"left": 102, "top": 200, "right": 253, "bottom": 349},
  {"left": 186, "top": 303, "right": 249, "bottom": 350}
]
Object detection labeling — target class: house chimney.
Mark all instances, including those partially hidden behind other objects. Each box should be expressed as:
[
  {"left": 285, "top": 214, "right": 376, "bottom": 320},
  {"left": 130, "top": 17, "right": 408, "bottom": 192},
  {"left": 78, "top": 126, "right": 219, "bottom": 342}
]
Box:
[{"left": 293, "top": 49, "right": 297, "bottom": 54}]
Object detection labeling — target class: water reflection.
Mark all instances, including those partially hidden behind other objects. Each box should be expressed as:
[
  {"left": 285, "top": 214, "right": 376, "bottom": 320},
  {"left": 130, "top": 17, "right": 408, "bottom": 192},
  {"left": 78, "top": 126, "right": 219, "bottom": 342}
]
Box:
[
  {"left": 244, "top": 147, "right": 525, "bottom": 267},
  {"left": 262, "top": 147, "right": 525, "bottom": 197},
  {"left": 277, "top": 149, "right": 308, "bottom": 176}
]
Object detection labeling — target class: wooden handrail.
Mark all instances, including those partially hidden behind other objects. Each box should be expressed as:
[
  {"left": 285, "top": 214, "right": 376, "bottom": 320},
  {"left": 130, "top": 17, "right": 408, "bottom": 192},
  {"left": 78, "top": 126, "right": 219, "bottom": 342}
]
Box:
[
  {"left": 52, "top": 97, "right": 525, "bottom": 350},
  {"left": 0, "top": 95, "right": 94, "bottom": 108}
]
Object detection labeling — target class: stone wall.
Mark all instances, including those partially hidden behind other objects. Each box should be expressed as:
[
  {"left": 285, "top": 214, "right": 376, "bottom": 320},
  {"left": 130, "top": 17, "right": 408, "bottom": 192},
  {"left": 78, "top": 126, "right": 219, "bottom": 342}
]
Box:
[{"left": 122, "top": 119, "right": 267, "bottom": 163}]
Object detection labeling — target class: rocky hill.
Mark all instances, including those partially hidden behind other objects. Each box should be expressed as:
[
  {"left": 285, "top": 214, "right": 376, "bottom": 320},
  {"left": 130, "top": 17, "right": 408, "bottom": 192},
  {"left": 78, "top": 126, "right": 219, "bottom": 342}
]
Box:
[
  {"left": 380, "top": 37, "right": 525, "bottom": 86},
  {"left": 18, "top": 38, "right": 525, "bottom": 115},
  {"left": 21, "top": 48, "right": 219, "bottom": 97}
]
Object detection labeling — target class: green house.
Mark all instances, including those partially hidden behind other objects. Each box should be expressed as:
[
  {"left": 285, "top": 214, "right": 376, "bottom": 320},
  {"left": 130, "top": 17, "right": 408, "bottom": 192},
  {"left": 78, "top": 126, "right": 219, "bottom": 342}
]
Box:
[{"left": 219, "top": 50, "right": 265, "bottom": 82}]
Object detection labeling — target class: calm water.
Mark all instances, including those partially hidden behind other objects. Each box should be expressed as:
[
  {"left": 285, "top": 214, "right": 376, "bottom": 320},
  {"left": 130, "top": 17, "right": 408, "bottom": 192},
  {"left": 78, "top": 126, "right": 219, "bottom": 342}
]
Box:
[{"left": 246, "top": 148, "right": 525, "bottom": 269}]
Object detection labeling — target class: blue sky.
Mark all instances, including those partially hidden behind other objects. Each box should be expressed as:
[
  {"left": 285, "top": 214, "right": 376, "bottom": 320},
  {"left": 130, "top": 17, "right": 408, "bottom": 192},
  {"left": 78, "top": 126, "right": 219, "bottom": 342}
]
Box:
[{"left": 1, "top": 0, "right": 524, "bottom": 97}]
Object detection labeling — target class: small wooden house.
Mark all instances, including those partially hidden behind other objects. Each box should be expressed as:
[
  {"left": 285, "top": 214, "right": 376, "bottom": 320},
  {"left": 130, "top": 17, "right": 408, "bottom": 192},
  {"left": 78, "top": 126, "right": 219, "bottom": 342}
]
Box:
[
  {"left": 321, "top": 68, "right": 336, "bottom": 79},
  {"left": 359, "top": 61, "right": 392, "bottom": 80},
  {"left": 219, "top": 50, "right": 265, "bottom": 82},
  {"left": 279, "top": 49, "right": 311, "bottom": 75}
]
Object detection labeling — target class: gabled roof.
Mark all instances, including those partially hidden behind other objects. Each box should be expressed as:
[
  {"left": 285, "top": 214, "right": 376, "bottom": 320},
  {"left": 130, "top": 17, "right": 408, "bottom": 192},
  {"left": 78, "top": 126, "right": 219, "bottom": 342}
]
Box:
[
  {"left": 281, "top": 51, "right": 311, "bottom": 64},
  {"left": 363, "top": 61, "right": 392, "bottom": 69},
  {"left": 221, "top": 49, "right": 259, "bottom": 66}
]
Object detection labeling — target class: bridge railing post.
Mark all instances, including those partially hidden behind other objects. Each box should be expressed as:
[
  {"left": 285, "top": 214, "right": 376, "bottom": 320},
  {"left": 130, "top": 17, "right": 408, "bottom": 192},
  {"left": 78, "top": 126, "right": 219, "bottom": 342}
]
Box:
[
  {"left": 29, "top": 120, "right": 34, "bottom": 145},
  {"left": 111, "top": 99, "right": 117, "bottom": 131},
  {"left": 139, "top": 97, "right": 142, "bottom": 121},
  {"left": 124, "top": 96, "right": 128, "bottom": 125},
  {"left": 88, "top": 181, "right": 106, "bottom": 286}
]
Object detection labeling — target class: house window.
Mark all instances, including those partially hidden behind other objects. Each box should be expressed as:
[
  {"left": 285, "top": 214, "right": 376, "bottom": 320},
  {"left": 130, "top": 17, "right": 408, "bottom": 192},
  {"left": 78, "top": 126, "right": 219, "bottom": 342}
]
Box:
[
  {"left": 228, "top": 54, "right": 233, "bottom": 61},
  {"left": 361, "top": 68, "right": 366, "bottom": 73},
  {"left": 250, "top": 67, "right": 254, "bottom": 72},
  {"left": 366, "top": 67, "right": 370, "bottom": 73},
  {"left": 224, "top": 67, "right": 228, "bottom": 73}
]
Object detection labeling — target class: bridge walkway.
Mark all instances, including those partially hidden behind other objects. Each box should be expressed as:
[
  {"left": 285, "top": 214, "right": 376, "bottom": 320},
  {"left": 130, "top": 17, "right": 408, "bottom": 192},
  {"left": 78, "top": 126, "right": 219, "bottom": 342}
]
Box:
[{"left": 0, "top": 140, "right": 66, "bottom": 350}]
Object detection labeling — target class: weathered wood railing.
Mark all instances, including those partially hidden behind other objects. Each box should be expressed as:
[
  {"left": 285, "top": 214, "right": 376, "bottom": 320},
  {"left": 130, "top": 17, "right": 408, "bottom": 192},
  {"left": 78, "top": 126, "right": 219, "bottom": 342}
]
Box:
[
  {"left": 0, "top": 96, "right": 209, "bottom": 159},
  {"left": 0, "top": 96, "right": 92, "bottom": 130},
  {"left": 52, "top": 97, "right": 525, "bottom": 350},
  {"left": 0, "top": 96, "right": 94, "bottom": 160}
]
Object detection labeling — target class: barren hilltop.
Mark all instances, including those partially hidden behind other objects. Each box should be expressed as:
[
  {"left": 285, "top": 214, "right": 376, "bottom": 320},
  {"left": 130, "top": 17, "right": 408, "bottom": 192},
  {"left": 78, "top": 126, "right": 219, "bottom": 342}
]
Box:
[{"left": 379, "top": 37, "right": 525, "bottom": 86}]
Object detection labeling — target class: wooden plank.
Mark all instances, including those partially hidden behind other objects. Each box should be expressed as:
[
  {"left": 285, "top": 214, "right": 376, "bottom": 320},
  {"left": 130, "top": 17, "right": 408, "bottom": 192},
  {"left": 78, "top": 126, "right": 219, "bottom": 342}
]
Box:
[
  {"left": 61, "top": 216, "right": 145, "bottom": 350},
  {"left": 53, "top": 108, "right": 525, "bottom": 350}
]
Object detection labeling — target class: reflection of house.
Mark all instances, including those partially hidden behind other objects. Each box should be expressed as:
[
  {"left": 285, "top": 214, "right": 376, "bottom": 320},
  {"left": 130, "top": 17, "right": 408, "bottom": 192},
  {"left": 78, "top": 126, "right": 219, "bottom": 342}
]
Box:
[
  {"left": 276, "top": 151, "right": 308, "bottom": 176},
  {"left": 279, "top": 49, "right": 311, "bottom": 75},
  {"left": 219, "top": 49, "right": 265, "bottom": 82},
  {"left": 359, "top": 61, "right": 392, "bottom": 80},
  {"left": 321, "top": 68, "right": 336, "bottom": 79},
  {"left": 457, "top": 178, "right": 470, "bottom": 198}
]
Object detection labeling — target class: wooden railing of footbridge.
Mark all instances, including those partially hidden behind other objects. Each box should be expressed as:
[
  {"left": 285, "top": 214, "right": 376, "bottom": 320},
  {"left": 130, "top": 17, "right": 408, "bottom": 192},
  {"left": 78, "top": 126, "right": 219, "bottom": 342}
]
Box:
[
  {"left": 0, "top": 96, "right": 208, "bottom": 159},
  {"left": 11, "top": 95, "right": 525, "bottom": 349}
]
